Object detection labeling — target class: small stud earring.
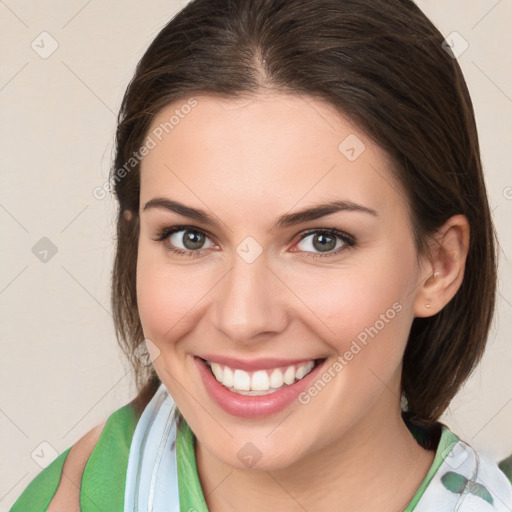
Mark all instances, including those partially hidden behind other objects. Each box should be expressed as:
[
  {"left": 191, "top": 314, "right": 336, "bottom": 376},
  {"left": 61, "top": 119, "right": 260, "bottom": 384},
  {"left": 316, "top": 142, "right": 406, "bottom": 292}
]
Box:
[{"left": 425, "top": 303, "right": 431, "bottom": 309}]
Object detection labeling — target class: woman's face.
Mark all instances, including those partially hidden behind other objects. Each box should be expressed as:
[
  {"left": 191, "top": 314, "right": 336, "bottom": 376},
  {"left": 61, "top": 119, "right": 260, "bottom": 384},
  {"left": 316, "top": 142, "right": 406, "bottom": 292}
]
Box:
[{"left": 136, "top": 92, "right": 428, "bottom": 470}]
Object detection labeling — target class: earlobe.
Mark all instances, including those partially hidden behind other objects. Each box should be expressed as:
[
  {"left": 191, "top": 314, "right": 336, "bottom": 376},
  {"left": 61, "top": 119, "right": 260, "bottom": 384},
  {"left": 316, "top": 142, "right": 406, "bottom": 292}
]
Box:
[{"left": 413, "top": 214, "right": 470, "bottom": 318}]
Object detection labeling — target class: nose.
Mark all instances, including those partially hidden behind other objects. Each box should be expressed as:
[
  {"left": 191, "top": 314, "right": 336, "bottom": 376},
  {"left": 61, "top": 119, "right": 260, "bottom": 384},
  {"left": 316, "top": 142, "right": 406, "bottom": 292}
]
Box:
[{"left": 212, "top": 252, "right": 289, "bottom": 345}]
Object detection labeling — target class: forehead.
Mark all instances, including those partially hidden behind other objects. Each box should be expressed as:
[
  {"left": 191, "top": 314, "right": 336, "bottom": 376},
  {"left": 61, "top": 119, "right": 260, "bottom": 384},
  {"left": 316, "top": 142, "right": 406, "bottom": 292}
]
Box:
[{"left": 139, "top": 93, "right": 404, "bottom": 219}]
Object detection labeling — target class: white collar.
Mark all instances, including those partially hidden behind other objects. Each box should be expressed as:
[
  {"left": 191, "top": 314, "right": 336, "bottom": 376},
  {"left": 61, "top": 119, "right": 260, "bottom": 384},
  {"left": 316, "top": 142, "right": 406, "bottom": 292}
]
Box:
[{"left": 124, "top": 383, "right": 180, "bottom": 512}]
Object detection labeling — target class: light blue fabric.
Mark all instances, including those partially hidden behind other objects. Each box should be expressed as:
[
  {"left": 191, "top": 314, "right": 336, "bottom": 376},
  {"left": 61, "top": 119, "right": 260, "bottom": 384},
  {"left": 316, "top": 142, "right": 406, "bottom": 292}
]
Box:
[{"left": 124, "top": 383, "right": 180, "bottom": 512}]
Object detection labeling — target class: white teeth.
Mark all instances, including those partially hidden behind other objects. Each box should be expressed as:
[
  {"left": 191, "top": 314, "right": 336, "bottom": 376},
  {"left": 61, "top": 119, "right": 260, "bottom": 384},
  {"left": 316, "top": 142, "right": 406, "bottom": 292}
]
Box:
[
  {"left": 206, "top": 359, "right": 318, "bottom": 394},
  {"left": 211, "top": 362, "right": 223, "bottom": 381},
  {"left": 283, "top": 366, "right": 296, "bottom": 385},
  {"left": 251, "top": 370, "right": 270, "bottom": 391},
  {"left": 269, "top": 368, "right": 284, "bottom": 389},
  {"left": 223, "top": 366, "right": 234, "bottom": 387},
  {"left": 233, "top": 369, "right": 251, "bottom": 391},
  {"left": 296, "top": 360, "right": 314, "bottom": 379}
]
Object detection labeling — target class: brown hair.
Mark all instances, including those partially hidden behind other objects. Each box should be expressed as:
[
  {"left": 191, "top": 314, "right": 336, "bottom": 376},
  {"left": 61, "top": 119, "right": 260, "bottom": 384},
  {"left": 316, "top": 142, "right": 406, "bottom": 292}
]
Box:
[{"left": 110, "top": 0, "right": 497, "bottom": 423}]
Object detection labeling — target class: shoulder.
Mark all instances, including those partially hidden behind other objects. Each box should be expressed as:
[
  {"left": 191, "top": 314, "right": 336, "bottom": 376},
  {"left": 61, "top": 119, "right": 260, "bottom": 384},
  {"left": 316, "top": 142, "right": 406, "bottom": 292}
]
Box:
[
  {"left": 46, "top": 421, "right": 107, "bottom": 512},
  {"left": 469, "top": 448, "right": 512, "bottom": 510},
  {"left": 439, "top": 439, "right": 512, "bottom": 510},
  {"left": 476, "top": 449, "right": 512, "bottom": 497},
  {"left": 412, "top": 426, "right": 512, "bottom": 511},
  {"left": 9, "top": 402, "right": 141, "bottom": 512}
]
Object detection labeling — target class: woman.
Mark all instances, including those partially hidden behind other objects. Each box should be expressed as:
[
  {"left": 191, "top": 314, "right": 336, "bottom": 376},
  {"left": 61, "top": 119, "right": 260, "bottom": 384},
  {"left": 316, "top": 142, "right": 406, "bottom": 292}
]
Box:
[{"left": 10, "top": 0, "right": 512, "bottom": 510}]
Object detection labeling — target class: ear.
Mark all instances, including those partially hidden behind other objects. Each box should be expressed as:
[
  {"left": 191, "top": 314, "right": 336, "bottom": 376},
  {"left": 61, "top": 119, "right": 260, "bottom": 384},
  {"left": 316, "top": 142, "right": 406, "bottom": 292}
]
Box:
[{"left": 413, "top": 214, "right": 470, "bottom": 318}]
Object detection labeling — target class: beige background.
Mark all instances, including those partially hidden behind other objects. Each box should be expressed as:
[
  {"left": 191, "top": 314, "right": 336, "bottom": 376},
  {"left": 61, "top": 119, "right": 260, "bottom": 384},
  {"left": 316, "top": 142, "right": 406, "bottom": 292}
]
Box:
[{"left": 1, "top": 1, "right": 511, "bottom": 509}]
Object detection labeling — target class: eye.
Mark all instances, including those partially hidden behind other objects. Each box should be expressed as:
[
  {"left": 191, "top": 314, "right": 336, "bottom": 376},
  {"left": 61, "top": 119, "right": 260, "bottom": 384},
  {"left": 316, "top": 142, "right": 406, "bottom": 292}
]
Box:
[
  {"left": 153, "top": 226, "right": 217, "bottom": 258},
  {"left": 292, "top": 229, "right": 355, "bottom": 259},
  {"left": 153, "top": 226, "right": 356, "bottom": 259}
]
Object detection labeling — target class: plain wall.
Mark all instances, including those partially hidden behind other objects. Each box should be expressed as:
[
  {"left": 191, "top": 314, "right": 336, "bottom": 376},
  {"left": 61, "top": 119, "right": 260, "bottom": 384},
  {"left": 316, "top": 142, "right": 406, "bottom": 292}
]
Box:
[{"left": 1, "top": 1, "right": 511, "bottom": 509}]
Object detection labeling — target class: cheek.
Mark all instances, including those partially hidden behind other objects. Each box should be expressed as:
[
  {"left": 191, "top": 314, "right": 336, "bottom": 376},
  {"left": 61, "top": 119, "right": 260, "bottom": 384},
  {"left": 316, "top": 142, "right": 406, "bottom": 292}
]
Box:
[
  {"left": 298, "top": 254, "right": 416, "bottom": 363},
  {"left": 135, "top": 245, "right": 215, "bottom": 342},
  {"left": 136, "top": 245, "right": 162, "bottom": 334}
]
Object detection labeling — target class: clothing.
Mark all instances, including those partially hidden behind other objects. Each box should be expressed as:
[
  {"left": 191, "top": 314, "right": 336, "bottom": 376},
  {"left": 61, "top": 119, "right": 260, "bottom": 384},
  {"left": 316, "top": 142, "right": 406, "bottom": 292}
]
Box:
[
  {"left": 9, "top": 403, "right": 139, "bottom": 512},
  {"left": 10, "top": 383, "right": 512, "bottom": 511}
]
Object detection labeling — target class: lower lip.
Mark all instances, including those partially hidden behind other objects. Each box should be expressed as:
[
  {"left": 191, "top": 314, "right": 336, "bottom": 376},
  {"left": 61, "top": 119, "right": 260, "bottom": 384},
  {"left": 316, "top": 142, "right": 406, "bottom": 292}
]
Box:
[{"left": 194, "top": 356, "right": 326, "bottom": 419}]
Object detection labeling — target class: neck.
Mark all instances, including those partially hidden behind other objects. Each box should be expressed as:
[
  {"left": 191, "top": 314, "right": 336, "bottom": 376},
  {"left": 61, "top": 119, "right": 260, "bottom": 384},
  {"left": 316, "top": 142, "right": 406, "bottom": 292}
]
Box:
[{"left": 195, "top": 394, "right": 435, "bottom": 512}]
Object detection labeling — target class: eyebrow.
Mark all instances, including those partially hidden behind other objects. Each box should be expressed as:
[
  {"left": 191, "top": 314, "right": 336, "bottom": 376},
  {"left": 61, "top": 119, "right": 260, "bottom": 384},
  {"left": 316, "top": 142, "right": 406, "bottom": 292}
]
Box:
[{"left": 143, "top": 197, "right": 377, "bottom": 230}]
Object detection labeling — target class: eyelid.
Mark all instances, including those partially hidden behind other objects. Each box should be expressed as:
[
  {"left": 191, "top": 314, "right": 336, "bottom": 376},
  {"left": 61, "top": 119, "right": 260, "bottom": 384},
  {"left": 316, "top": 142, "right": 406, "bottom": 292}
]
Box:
[
  {"left": 154, "top": 225, "right": 217, "bottom": 243},
  {"left": 296, "top": 228, "right": 355, "bottom": 245},
  {"left": 153, "top": 225, "right": 219, "bottom": 254}
]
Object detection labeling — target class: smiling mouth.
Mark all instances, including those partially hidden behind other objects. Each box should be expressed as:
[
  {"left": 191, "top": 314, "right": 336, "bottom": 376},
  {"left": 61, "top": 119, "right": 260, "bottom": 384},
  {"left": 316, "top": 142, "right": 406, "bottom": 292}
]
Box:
[{"left": 200, "top": 357, "right": 326, "bottom": 396}]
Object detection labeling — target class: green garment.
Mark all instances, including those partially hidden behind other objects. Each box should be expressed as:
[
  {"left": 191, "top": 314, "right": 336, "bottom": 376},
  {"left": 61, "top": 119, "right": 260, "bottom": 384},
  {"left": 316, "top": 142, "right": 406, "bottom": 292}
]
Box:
[
  {"left": 500, "top": 454, "right": 512, "bottom": 483},
  {"left": 9, "top": 402, "right": 512, "bottom": 512},
  {"left": 9, "top": 403, "right": 139, "bottom": 512}
]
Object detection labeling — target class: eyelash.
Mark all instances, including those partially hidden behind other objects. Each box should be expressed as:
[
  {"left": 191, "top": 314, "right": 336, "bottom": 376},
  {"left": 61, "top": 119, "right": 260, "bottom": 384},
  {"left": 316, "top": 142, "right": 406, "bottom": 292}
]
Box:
[{"left": 152, "top": 225, "right": 357, "bottom": 260}]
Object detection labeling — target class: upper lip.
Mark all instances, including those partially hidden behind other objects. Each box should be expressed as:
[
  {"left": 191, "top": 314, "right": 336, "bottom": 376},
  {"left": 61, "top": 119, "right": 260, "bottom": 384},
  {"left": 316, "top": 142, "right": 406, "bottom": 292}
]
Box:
[{"left": 197, "top": 354, "right": 323, "bottom": 371}]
